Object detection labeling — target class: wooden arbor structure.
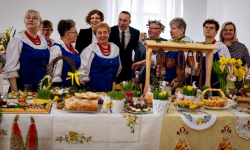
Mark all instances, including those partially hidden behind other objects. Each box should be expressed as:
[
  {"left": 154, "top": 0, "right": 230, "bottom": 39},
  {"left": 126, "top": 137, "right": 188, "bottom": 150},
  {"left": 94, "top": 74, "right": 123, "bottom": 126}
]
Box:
[{"left": 143, "top": 40, "right": 219, "bottom": 94}]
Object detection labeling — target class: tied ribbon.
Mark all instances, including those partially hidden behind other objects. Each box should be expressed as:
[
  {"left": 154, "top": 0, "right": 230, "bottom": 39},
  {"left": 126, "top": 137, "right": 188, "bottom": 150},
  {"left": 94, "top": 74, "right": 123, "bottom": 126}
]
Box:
[
  {"left": 103, "top": 103, "right": 114, "bottom": 108},
  {"left": 29, "top": 124, "right": 36, "bottom": 148},
  {"left": 13, "top": 123, "right": 21, "bottom": 135},
  {"left": 66, "top": 71, "right": 84, "bottom": 86},
  {"left": 125, "top": 91, "right": 134, "bottom": 98}
]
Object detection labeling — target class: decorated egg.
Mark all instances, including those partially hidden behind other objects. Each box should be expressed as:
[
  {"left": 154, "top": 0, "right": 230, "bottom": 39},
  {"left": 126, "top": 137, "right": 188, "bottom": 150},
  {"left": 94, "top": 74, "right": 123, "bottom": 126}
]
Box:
[{"left": 58, "top": 90, "right": 64, "bottom": 95}]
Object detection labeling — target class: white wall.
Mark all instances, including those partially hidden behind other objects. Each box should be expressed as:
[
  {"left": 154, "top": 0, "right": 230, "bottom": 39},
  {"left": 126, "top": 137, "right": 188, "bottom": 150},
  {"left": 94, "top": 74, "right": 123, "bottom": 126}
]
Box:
[
  {"left": 0, "top": 0, "right": 108, "bottom": 40},
  {"left": 183, "top": 0, "right": 207, "bottom": 42},
  {"left": 206, "top": 0, "right": 250, "bottom": 48}
]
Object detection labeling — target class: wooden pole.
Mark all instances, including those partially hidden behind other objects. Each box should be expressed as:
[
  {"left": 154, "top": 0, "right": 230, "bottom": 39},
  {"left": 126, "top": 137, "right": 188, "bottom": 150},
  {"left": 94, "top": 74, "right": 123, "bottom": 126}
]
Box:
[{"left": 144, "top": 47, "right": 152, "bottom": 94}]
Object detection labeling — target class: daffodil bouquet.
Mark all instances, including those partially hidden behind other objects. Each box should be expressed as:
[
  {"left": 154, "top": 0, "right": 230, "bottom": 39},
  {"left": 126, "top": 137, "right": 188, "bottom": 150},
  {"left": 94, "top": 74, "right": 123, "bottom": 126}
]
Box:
[
  {"left": 183, "top": 85, "right": 195, "bottom": 96},
  {"left": 174, "top": 100, "right": 204, "bottom": 109},
  {"left": 212, "top": 56, "right": 228, "bottom": 91},
  {"left": 153, "top": 89, "right": 169, "bottom": 100},
  {"left": 0, "top": 27, "right": 16, "bottom": 51},
  {"left": 229, "top": 58, "right": 245, "bottom": 81}
]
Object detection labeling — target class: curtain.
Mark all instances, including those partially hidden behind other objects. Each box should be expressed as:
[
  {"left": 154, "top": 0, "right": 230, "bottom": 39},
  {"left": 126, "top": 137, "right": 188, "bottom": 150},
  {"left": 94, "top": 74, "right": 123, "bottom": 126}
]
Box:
[{"left": 106, "top": 0, "right": 183, "bottom": 39}]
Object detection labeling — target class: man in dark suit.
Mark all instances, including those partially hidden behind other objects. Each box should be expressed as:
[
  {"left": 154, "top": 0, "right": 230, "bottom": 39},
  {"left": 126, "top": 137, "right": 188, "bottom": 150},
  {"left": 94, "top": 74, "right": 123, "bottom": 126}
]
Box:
[{"left": 109, "top": 11, "right": 140, "bottom": 83}]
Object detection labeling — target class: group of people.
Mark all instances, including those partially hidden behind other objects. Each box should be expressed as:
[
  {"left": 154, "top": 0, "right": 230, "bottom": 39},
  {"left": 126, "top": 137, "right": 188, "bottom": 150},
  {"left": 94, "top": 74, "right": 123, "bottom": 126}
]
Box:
[{"left": 3, "top": 9, "right": 250, "bottom": 92}]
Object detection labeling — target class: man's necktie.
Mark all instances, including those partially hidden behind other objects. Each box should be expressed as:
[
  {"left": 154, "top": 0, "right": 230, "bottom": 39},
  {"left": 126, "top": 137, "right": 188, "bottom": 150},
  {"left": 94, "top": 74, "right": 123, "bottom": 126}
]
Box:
[{"left": 121, "top": 31, "right": 125, "bottom": 50}]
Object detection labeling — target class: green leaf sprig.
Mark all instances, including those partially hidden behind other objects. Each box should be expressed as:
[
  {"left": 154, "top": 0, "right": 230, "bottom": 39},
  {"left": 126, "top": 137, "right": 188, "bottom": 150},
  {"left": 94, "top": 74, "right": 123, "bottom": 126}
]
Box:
[{"left": 107, "top": 91, "right": 126, "bottom": 100}]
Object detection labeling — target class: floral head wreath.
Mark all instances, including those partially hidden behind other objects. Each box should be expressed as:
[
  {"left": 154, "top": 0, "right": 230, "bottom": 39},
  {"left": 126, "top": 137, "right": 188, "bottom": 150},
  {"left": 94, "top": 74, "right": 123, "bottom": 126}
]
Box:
[{"left": 146, "top": 20, "right": 165, "bottom": 33}]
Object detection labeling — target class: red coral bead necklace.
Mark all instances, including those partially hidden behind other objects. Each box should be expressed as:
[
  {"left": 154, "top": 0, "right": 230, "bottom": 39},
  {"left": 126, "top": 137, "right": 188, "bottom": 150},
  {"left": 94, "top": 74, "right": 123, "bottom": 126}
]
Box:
[
  {"left": 24, "top": 31, "right": 41, "bottom": 45},
  {"left": 97, "top": 43, "right": 111, "bottom": 56}
]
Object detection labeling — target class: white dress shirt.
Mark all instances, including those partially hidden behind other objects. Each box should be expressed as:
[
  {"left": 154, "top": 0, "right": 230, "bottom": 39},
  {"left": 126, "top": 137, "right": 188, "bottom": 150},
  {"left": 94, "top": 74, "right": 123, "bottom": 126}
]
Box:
[{"left": 119, "top": 27, "right": 131, "bottom": 49}]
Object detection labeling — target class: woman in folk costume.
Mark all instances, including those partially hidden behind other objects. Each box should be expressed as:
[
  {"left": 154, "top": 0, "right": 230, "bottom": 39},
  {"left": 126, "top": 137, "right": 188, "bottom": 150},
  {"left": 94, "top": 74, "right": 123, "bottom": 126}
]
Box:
[
  {"left": 38, "top": 20, "right": 55, "bottom": 47},
  {"left": 202, "top": 19, "right": 231, "bottom": 88},
  {"left": 4, "top": 9, "right": 49, "bottom": 92},
  {"left": 49, "top": 19, "right": 81, "bottom": 87},
  {"left": 79, "top": 23, "right": 122, "bottom": 92}
]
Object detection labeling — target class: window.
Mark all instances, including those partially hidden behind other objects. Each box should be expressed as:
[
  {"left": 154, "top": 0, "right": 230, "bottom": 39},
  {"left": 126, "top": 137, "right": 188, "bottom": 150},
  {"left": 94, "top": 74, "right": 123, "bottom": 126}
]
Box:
[{"left": 107, "top": 0, "right": 183, "bottom": 39}]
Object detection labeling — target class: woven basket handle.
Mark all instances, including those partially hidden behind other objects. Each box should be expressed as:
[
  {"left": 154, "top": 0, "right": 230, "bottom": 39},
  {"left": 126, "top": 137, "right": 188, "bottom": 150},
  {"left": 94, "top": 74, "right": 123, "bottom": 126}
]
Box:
[
  {"left": 47, "top": 56, "right": 76, "bottom": 77},
  {"left": 200, "top": 88, "right": 225, "bottom": 99}
]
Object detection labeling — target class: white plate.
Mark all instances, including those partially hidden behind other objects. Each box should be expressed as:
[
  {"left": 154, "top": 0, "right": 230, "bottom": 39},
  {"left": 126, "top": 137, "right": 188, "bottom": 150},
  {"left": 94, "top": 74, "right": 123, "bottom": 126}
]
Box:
[
  {"left": 5, "top": 97, "right": 34, "bottom": 100},
  {"left": 204, "top": 99, "right": 237, "bottom": 110},
  {"left": 62, "top": 107, "right": 97, "bottom": 113},
  {"left": 124, "top": 106, "right": 152, "bottom": 114},
  {"left": 204, "top": 106, "right": 225, "bottom": 110}
]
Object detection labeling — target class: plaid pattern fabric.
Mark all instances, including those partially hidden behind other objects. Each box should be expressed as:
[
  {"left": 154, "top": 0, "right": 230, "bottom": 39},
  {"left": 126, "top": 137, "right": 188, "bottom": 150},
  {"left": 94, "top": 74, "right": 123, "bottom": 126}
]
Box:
[
  {"left": 227, "top": 42, "right": 250, "bottom": 66},
  {"left": 227, "top": 42, "right": 250, "bottom": 90}
]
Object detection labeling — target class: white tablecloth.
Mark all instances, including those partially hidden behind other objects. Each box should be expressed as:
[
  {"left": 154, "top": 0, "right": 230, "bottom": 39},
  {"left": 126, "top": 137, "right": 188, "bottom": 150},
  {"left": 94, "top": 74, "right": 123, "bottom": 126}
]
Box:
[{"left": 0, "top": 103, "right": 163, "bottom": 150}]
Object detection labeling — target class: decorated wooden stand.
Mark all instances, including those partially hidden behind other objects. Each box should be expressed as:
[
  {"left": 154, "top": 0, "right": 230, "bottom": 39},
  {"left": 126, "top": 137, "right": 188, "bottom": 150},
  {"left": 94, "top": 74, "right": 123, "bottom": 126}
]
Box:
[{"left": 143, "top": 41, "right": 219, "bottom": 94}]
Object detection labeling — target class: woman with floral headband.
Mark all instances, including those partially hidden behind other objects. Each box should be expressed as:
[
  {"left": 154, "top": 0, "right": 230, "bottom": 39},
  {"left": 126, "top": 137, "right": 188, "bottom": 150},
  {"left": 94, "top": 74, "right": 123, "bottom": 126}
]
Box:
[{"left": 4, "top": 10, "right": 49, "bottom": 92}]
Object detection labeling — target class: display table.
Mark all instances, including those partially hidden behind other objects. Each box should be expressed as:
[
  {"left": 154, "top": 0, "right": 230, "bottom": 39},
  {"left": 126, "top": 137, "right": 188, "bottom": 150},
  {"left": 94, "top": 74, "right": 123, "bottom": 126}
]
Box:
[{"left": 1, "top": 103, "right": 250, "bottom": 150}]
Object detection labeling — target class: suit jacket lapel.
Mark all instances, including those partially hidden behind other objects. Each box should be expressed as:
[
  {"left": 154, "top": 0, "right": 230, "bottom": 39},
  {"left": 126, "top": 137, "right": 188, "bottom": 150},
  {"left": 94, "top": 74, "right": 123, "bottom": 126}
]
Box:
[{"left": 116, "top": 26, "right": 121, "bottom": 46}]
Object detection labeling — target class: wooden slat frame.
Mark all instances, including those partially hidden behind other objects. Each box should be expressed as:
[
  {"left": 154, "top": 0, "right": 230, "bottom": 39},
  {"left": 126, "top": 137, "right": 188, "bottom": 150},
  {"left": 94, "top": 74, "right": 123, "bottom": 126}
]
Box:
[{"left": 143, "top": 40, "right": 219, "bottom": 94}]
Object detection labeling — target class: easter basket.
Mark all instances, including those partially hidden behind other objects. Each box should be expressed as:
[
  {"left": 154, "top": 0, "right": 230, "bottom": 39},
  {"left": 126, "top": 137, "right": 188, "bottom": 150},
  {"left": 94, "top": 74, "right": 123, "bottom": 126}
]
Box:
[
  {"left": 39, "top": 56, "right": 77, "bottom": 90},
  {"left": 200, "top": 88, "right": 228, "bottom": 108}
]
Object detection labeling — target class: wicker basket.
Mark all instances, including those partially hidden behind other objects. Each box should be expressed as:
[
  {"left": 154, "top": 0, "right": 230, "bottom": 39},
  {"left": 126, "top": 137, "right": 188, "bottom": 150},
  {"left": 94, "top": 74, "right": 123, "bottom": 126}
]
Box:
[
  {"left": 40, "top": 56, "right": 77, "bottom": 90},
  {"left": 200, "top": 88, "right": 227, "bottom": 107}
]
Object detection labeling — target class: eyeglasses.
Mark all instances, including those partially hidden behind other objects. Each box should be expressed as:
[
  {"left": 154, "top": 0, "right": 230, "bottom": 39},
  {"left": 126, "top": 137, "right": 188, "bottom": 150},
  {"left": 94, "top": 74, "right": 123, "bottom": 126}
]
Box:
[
  {"left": 204, "top": 26, "right": 215, "bottom": 30},
  {"left": 40, "top": 28, "right": 52, "bottom": 32},
  {"left": 67, "top": 31, "right": 78, "bottom": 34},
  {"left": 148, "top": 27, "right": 161, "bottom": 30},
  {"left": 25, "top": 16, "right": 39, "bottom": 20}
]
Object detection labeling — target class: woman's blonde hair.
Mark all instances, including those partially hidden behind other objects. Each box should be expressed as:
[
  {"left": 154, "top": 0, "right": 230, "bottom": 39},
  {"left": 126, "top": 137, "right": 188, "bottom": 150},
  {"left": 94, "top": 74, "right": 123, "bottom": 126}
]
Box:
[
  {"left": 93, "top": 23, "right": 110, "bottom": 35},
  {"left": 219, "top": 21, "right": 238, "bottom": 42},
  {"left": 24, "top": 10, "right": 42, "bottom": 22}
]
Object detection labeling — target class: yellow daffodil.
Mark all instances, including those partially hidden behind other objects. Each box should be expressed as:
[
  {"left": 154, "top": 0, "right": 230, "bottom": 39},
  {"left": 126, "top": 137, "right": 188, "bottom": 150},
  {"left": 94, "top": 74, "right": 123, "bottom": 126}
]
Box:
[
  {"left": 53, "top": 96, "right": 59, "bottom": 101},
  {"left": 219, "top": 56, "right": 228, "bottom": 65},
  {"left": 63, "top": 99, "right": 68, "bottom": 102},
  {"left": 228, "top": 58, "right": 236, "bottom": 64},
  {"left": 181, "top": 100, "right": 185, "bottom": 105},
  {"left": 219, "top": 64, "right": 225, "bottom": 72},
  {"left": 187, "top": 86, "right": 194, "bottom": 91},
  {"left": 236, "top": 59, "right": 243, "bottom": 66},
  {"left": 244, "top": 85, "right": 248, "bottom": 89},
  {"left": 162, "top": 91, "right": 167, "bottom": 96},
  {"left": 197, "top": 118, "right": 203, "bottom": 124},
  {"left": 174, "top": 101, "right": 178, "bottom": 105}
]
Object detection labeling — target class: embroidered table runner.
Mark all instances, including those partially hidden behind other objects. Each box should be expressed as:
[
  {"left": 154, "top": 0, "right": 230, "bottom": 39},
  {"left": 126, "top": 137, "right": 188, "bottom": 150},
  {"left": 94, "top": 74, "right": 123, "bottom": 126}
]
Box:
[
  {"left": 229, "top": 108, "right": 250, "bottom": 139},
  {"left": 175, "top": 109, "right": 217, "bottom": 130},
  {"left": 52, "top": 107, "right": 163, "bottom": 150}
]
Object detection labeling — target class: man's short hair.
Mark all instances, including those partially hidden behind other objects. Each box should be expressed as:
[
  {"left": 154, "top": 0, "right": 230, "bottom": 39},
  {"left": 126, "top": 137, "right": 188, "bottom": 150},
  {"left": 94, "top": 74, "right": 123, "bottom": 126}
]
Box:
[{"left": 120, "top": 11, "right": 131, "bottom": 19}]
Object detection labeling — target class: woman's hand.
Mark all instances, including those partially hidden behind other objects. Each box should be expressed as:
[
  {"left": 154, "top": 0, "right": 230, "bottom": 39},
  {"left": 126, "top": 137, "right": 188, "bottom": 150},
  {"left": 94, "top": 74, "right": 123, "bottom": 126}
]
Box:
[{"left": 171, "top": 78, "right": 179, "bottom": 89}]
